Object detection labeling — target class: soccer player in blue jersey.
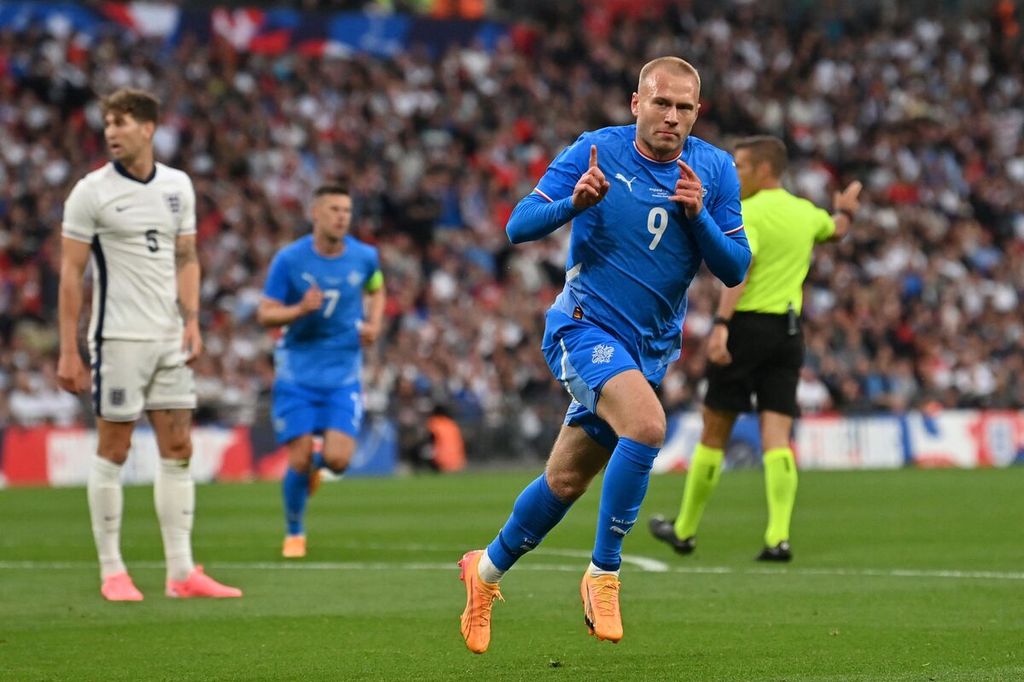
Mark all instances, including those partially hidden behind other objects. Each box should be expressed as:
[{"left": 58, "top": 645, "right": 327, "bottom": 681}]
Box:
[
  {"left": 258, "top": 185, "right": 385, "bottom": 559},
  {"left": 458, "top": 57, "right": 751, "bottom": 653}
]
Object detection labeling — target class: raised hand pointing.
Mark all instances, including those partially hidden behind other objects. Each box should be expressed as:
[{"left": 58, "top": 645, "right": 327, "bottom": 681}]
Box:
[
  {"left": 669, "top": 159, "right": 704, "bottom": 219},
  {"left": 572, "top": 145, "right": 610, "bottom": 210}
]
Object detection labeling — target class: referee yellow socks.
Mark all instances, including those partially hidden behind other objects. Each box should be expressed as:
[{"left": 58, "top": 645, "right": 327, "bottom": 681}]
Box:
[
  {"left": 673, "top": 443, "right": 724, "bottom": 540},
  {"left": 763, "top": 448, "right": 798, "bottom": 546}
]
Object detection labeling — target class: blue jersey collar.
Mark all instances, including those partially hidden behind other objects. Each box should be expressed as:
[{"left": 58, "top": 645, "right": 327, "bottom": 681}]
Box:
[{"left": 631, "top": 138, "right": 685, "bottom": 167}]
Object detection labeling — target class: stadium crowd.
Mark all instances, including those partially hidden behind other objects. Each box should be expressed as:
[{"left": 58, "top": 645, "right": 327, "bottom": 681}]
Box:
[{"left": 1, "top": 1, "right": 1022, "bottom": 461}]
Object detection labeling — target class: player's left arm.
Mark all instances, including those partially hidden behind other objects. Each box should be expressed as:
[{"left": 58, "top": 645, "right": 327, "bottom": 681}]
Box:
[
  {"left": 359, "top": 269, "right": 385, "bottom": 346},
  {"left": 175, "top": 233, "right": 201, "bottom": 364},
  {"left": 670, "top": 157, "right": 751, "bottom": 286}
]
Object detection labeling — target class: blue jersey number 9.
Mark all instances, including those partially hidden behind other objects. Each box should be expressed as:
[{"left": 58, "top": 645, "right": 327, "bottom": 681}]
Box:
[{"left": 647, "top": 207, "right": 668, "bottom": 251}]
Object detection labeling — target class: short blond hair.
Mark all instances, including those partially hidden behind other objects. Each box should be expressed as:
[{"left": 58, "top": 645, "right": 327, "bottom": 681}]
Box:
[{"left": 637, "top": 57, "right": 701, "bottom": 97}]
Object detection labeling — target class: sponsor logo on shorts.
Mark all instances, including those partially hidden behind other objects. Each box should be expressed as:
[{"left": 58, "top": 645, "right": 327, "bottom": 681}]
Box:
[
  {"left": 110, "top": 388, "right": 125, "bottom": 406},
  {"left": 591, "top": 344, "right": 614, "bottom": 364}
]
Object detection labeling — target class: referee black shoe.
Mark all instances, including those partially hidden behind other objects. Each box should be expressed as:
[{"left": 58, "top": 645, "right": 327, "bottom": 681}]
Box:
[
  {"left": 756, "top": 541, "right": 792, "bottom": 562},
  {"left": 648, "top": 516, "right": 696, "bottom": 555}
]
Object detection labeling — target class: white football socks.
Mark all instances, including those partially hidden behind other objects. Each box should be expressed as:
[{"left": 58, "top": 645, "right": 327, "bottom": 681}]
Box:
[
  {"left": 154, "top": 458, "right": 196, "bottom": 582},
  {"left": 477, "top": 550, "right": 505, "bottom": 584},
  {"left": 88, "top": 455, "right": 127, "bottom": 580}
]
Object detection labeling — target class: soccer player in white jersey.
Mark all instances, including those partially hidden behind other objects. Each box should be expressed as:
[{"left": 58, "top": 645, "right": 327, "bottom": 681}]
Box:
[{"left": 58, "top": 89, "right": 241, "bottom": 601}]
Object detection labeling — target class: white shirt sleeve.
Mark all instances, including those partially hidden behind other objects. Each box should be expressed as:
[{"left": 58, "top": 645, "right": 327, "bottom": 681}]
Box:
[
  {"left": 62, "top": 179, "right": 97, "bottom": 243},
  {"left": 178, "top": 175, "right": 197, "bottom": 236}
]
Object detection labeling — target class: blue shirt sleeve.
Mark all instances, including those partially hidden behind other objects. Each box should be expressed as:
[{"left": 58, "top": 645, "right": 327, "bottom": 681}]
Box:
[
  {"left": 688, "top": 155, "right": 751, "bottom": 286},
  {"left": 534, "top": 133, "right": 590, "bottom": 202},
  {"left": 264, "top": 251, "right": 292, "bottom": 303},
  {"left": 506, "top": 132, "right": 593, "bottom": 244},
  {"left": 506, "top": 194, "right": 579, "bottom": 244},
  {"left": 689, "top": 210, "right": 751, "bottom": 286}
]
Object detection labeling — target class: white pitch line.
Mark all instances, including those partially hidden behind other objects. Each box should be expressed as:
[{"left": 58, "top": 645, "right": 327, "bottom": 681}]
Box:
[{"left": 1, "top": 561, "right": 1022, "bottom": 582}]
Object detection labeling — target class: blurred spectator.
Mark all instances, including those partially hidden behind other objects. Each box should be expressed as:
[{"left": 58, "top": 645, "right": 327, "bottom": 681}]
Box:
[{"left": 7, "top": 367, "right": 81, "bottom": 427}]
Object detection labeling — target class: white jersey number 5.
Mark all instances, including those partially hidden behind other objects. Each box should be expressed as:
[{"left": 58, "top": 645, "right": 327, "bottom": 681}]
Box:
[{"left": 647, "top": 207, "right": 668, "bottom": 251}]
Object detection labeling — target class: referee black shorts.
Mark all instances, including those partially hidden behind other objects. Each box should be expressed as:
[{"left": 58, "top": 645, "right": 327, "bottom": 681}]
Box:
[{"left": 704, "top": 311, "right": 803, "bottom": 417}]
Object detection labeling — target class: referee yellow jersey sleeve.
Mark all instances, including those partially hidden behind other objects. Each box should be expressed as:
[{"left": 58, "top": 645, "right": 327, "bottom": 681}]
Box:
[{"left": 736, "top": 188, "right": 834, "bottom": 315}]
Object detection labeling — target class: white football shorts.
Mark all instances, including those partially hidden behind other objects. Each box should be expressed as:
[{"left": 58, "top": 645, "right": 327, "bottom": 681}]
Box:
[{"left": 88, "top": 338, "right": 197, "bottom": 422}]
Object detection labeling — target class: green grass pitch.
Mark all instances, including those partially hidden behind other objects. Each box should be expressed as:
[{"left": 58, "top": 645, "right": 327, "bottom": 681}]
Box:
[{"left": 2, "top": 466, "right": 1023, "bottom": 680}]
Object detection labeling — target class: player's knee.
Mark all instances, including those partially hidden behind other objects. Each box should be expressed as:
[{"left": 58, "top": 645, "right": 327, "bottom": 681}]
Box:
[
  {"left": 286, "top": 438, "right": 314, "bottom": 470},
  {"left": 98, "top": 448, "right": 130, "bottom": 466},
  {"left": 98, "top": 434, "right": 132, "bottom": 464},
  {"left": 321, "top": 449, "right": 352, "bottom": 473},
  {"left": 162, "top": 439, "right": 192, "bottom": 461},
  {"left": 545, "top": 468, "right": 589, "bottom": 502},
  {"left": 621, "top": 412, "right": 666, "bottom": 448}
]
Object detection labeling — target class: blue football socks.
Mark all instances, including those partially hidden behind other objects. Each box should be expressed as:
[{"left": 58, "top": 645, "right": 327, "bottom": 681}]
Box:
[
  {"left": 592, "top": 437, "right": 660, "bottom": 571},
  {"left": 282, "top": 467, "right": 310, "bottom": 536},
  {"left": 486, "top": 473, "right": 573, "bottom": 571}
]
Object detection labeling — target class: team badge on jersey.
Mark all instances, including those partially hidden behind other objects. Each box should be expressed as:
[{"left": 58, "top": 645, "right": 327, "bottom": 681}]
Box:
[
  {"left": 592, "top": 344, "right": 615, "bottom": 364},
  {"left": 164, "top": 192, "right": 182, "bottom": 214}
]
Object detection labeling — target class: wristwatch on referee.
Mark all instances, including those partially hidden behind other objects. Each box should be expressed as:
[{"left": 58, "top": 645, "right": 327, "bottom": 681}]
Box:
[{"left": 712, "top": 315, "right": 731, "bottom": 327}]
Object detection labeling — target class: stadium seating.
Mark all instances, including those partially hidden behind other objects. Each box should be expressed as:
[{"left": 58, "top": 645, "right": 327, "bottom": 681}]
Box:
[{"left": 0, "top": 1, "right": 1021, "bottom": 464}]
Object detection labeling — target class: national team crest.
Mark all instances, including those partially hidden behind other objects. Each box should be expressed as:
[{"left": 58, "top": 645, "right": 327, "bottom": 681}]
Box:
[
  {"left": 592, "top": 344, "right": 615, "bottom": 364},
  {"left": 164, "top": 192, "right": 182, "bottom": 214},
  {"left": 109, "top": 388, "right": 125, "bottom": 406}
]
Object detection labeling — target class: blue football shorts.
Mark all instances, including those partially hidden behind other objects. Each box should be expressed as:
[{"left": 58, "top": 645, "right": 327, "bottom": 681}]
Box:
[
  {"left": 271, "top": 379, "right": 363, "bottom": 444},
  {"left": 541, "top": 309, "right": 642, "bottom": 451}
]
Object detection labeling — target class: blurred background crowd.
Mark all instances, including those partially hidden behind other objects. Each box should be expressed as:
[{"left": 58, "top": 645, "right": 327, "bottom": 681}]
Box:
[{"left": 1, "top": 0, "right": 1022, "bottom": 462}]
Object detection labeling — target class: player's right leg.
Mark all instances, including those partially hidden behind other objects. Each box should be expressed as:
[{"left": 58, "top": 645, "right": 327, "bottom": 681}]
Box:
[
  {"left": 91, "top": 419, "right": 143, "bottom": 601},
  {"left": 88, "top": 338, "right": 146, "bottom": 601},
  {"left": 282, "top": 435, "right": 315, "bottom": 558},
  {"left": 460, "top": 424, "right": 609, "bottom": 653},
  {"left": 273, "top": 380, "right": 320, "bottom": 558}
]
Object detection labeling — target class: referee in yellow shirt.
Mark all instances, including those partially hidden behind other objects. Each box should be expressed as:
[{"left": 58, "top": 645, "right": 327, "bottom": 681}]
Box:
[{"left": 650, "top": 135, "right": 862, "bottom": 561}]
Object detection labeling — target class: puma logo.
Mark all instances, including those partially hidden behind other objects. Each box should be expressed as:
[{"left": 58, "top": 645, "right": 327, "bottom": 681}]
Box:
[{"left": 614, "top": 173, "right": 637, "bottom": 192}]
